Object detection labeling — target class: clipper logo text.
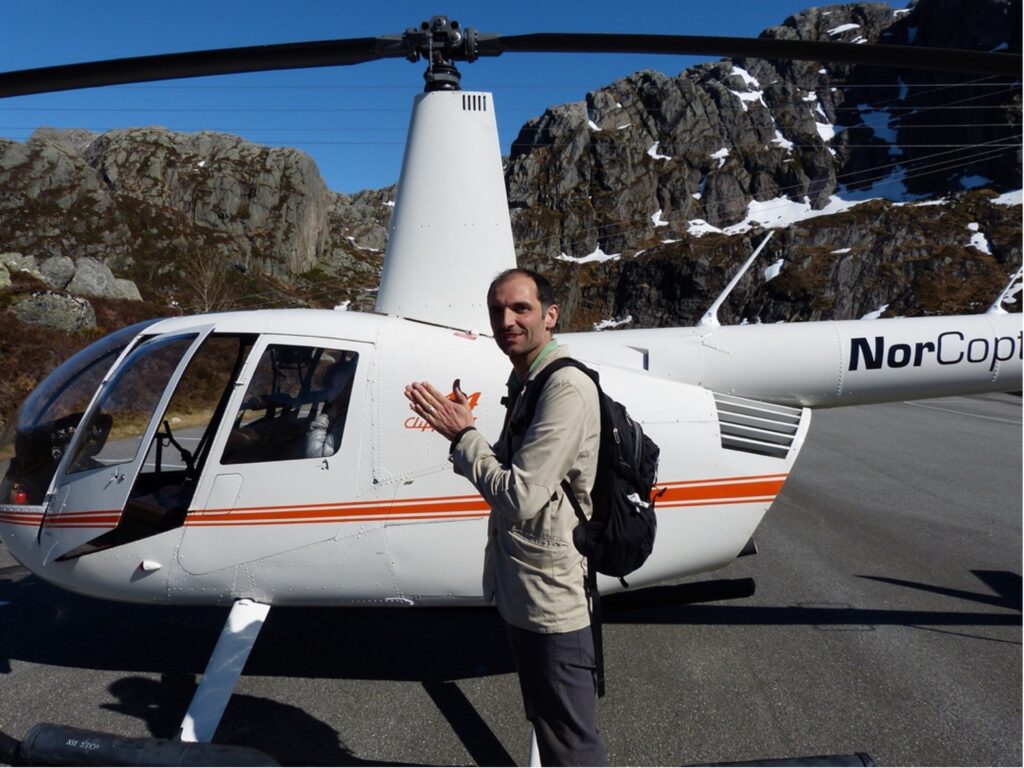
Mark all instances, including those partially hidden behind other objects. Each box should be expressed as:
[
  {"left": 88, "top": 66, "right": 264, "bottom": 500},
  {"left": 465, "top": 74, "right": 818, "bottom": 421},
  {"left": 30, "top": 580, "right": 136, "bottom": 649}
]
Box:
[
  {"left": 404, "top": 390, "right": 481, "bottom": 432},
  {"left": 849, "top": 330, "right": 1023, "bottom": 372}
]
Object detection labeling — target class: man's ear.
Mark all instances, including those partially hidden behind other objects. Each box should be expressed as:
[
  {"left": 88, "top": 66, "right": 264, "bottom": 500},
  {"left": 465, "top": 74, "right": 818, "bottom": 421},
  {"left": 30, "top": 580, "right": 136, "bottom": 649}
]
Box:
[{"left": 545, "top": 304, "right": 559, "bottom": 331}]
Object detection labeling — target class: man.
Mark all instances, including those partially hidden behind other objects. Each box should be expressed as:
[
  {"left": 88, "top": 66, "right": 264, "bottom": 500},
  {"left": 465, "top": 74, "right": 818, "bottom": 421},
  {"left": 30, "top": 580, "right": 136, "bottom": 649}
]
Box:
[{"left": 405, "top": 268, "right": 607, "bottom": 766}]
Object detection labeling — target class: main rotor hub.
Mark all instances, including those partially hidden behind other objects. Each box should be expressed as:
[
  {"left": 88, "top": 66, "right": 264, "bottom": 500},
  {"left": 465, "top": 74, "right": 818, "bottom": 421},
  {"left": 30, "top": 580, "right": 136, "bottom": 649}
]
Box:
[{"left": 402, "top": 16, "right": 479, "bottom": 91}]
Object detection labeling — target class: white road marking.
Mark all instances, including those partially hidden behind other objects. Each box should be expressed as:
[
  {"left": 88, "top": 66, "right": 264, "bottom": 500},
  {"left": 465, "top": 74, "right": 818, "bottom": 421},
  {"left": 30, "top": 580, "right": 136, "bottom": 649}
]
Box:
[{"left": 902, "top": 400, "right": 1022, "bottom": 425}]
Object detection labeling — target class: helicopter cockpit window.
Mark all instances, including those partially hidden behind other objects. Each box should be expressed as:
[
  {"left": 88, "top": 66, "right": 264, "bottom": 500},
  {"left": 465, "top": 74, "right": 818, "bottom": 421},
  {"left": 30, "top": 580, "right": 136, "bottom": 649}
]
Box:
[
  {"left": 0, "top": 319, "right": 157, "bottom": 505},
  {"left": 65, "top": 333, "right": 198, "bottom": 476},
  {"left": 221, "top": 345, "right": 358, "bottom": 465}
]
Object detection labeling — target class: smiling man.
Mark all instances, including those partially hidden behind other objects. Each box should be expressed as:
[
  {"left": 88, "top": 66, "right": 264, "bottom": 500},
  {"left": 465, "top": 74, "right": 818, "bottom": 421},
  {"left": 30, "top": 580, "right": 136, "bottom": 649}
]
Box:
[{"left": 405, "top": 268, "right": 606, "bottom": 766}]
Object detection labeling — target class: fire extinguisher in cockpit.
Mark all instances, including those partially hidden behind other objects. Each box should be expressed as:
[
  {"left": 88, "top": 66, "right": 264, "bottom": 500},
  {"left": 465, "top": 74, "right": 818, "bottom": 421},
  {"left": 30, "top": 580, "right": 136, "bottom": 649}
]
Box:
[{"left": 8, "top": 483, "right": 28, "bottom": 505}]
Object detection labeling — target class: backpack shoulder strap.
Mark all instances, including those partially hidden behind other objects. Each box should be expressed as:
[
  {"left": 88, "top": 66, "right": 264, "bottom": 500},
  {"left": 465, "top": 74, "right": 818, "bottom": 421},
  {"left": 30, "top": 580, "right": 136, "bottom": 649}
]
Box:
[{"left": 514, "top": 357, "right": 599, "bottom": 436}]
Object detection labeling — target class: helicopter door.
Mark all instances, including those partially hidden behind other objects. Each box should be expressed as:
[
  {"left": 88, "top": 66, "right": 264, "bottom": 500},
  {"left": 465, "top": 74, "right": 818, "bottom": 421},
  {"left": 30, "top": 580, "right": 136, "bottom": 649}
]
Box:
[
  {"left": 39, "top": 327, "right": 214, "bottom": 563},
  {"left": 177, "top": 335, "right": 381, "bottom": 580}
]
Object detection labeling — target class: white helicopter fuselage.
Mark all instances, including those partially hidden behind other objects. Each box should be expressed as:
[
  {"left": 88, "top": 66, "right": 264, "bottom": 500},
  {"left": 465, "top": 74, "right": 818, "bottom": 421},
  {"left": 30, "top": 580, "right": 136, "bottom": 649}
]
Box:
[{"left": 0, "top": 306, "right": 1018, "bottom": 608}]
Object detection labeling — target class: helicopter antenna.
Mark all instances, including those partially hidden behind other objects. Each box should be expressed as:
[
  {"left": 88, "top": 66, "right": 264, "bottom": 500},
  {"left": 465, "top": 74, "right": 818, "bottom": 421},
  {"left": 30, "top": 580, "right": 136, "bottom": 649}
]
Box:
[{"left": 700, "top": 231, "right": 775, "bottom": 328}]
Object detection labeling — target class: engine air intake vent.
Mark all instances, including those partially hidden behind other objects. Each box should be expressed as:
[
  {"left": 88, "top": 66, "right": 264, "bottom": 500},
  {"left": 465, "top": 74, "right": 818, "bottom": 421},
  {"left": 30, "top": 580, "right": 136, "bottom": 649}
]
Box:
[
  {"left": 713, "top": 393, "right": 802, "bottom": 459},
  {"left": 462, "top": 94, "right": 487, "bottom": 112}
]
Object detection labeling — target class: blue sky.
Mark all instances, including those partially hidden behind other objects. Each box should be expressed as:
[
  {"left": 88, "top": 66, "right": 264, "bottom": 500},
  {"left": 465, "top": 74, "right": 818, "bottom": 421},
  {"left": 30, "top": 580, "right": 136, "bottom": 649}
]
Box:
[{"left": 1, "top": 0, "right": 900, "bottom": 193}]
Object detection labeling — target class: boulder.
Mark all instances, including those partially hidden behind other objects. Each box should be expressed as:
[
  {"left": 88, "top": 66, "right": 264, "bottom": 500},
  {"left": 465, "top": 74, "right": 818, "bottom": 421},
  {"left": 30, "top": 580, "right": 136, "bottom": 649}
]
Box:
[
  {"left": 40, "top": 255, "right": 76, "bottom": 289},
  {"left": 66, "top": 257, "right": 142, "bottom": 301},
  {"left": 12, "top": 292, "right": 96, "bottom": 331}
]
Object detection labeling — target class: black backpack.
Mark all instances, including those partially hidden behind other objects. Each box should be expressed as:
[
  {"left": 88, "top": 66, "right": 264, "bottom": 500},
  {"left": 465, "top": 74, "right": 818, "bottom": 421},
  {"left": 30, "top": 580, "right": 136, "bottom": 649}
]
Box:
[{"left": 510, "top": 357, "right": 661, "bottom": 696}]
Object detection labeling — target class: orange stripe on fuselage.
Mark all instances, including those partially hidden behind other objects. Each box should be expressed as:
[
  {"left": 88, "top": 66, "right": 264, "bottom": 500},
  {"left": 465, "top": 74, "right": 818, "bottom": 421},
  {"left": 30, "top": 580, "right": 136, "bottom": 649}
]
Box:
[
  {"left": 4, "top": 473, "right": 789, "bottom": 530},
  {"left": 656, "top": 477, "right": 786, "bottom": 505}
]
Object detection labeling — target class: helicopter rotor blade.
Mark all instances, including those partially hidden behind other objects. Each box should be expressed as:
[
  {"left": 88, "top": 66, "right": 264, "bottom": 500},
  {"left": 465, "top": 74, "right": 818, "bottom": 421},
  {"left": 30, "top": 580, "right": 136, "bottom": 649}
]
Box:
[
  {"left": 0, "top": 25, "right": 1017, "bottom": 100},
  {"left": 483, "top": 33, "right": 1021, "bottom": 77},
  {"left": 0, "top": 36, "right": 406, "bottom": 98}
]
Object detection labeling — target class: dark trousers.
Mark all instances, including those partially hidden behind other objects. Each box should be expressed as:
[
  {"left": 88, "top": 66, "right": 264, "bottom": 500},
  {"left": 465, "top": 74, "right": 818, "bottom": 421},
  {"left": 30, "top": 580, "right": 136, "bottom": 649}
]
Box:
[{"left": 505, "top": 623, "right": 608, "bottom": 767}]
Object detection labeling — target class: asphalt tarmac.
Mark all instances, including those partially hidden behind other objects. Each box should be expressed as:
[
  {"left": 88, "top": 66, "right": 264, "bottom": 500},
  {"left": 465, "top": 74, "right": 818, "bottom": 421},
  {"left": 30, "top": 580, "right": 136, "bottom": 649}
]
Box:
[{"left": 0, "top": 394, "right": 1020, "bottom": 766}]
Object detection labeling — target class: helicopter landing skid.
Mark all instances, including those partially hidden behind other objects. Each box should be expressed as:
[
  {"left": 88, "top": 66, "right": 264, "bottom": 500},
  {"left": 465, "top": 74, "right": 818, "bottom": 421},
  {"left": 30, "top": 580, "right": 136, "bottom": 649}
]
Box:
[{"left": 178, "top": 598, "right": 271, "bottom": 743}]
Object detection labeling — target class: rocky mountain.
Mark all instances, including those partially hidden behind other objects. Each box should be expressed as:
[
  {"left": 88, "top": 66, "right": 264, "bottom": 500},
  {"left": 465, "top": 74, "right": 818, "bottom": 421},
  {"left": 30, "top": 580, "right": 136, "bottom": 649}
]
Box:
[
  {"left": 507, "top": 0, "right": 1021, "bottom": 325},
  {"left": 0, "top": 126, "right": 392, "bottom": 315},
  {"left": 0, "top": 0, "right": 1020, "bottom": 427}
]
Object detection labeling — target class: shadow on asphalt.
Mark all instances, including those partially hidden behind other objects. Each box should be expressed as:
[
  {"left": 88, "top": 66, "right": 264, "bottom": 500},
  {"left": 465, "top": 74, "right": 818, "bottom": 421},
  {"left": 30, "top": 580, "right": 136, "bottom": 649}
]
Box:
[{"left": 2, "top": 567, "right": 1019, "bottom": 764}]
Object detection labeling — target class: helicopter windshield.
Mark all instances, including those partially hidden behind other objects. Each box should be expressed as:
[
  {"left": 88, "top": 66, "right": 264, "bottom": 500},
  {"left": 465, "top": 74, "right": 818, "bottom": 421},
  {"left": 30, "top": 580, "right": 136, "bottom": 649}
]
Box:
[
  {"left": 64, "top": 333, "right": 198, "bottom": 476},
  {"left": 0, "top": 320, "right": 156, "bottom": 505}
]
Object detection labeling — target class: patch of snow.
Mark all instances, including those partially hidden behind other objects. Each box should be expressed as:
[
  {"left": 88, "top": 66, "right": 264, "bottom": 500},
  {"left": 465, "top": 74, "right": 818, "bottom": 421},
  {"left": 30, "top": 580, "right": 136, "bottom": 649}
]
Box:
[
  {"left": 771, "top": 129, "right": 794, "bottom": 151},
  {"left": 993, "top": 189, "right": 1023, "bottom": 206},
  {"left": 588, "top": 120, "right": 602, "bottom": 131},
  {"left": 617, "top": 123, "right": 631, "bottom": 130},
  {"left": 816, "top": 120, "right": 836, "bottom": 142},
  {"left": 647, "top": 142, "right": 671, "bottom": 160},
  {"left": 384, "top": 200, "right": 395, "bottom": 207},
  {"left": 711, "top": 147, "right": 730, "bottom": 168},
  {"left": 732, "top": 89, "right": 766, "bottom": 111},
  {"left": 764, "top": 259, "right": 785, "bottom": 282},
  {"left": 651, "top": 209, "right": 669, "bottom": 228},
  {"left": 731, "top": 66, "right": 760, "bottom": 88},
  {"left": 861, "top": 303, "right": 889, "bottom": 320},
  {"left": 615, "top": 102, "right": 623, "bottom": 108},
  {"left": 852, "top": 36, "right": 867, "bottom": 44},
  {"left": 968, "top": 227, "right": 992, "bottom": 254},
  {"left": 959, "top": 174, "right": 992, "bottom": 190},
  {"left": 967, "top": 222, "right": 980, "bottom": 232},
  {"left": 831, "top": 247, "right": 852, "bottom": 254},
  {"left": 660, "top": 238, "right": 680, "bottom": 245},
  {"left": 593, "top": 315, "right": 633, "bottom": 331},
  {"left": 992, "top": 42, "right": 1008, "bottom": 51},
  {"left": 688, "top": 194, "right": 871, "bottom": 237},
  {"left": 556, "top": 246, "right": 621, "bottom": 264},
  {"left": 827, "top": 23, "right": 861, "bottom": 36},
  {"left": 197, "top": 160, "right": 206, "bottom": 168},
  {"left": 802, "top": 91, "right": 818, "bottom": 102},
  {"left": 334, "top": 301, "right": 351, "bottom": 311},
  {"left": 858, "top": 105, "right": 898, "bottom": 143},
  {"left": 691, "top": 192, "right": 702, "bottom": 200},
  {"left": 687, "top": 219, "right": 722, "bottom": 237},
  {"left": 814, "top": 100, "right": 836, "bottom": 148},
  {"left": 838, "top": 166, "right": 929, "bottom": 203},
  {"left": 893, "top": 8, "right": 910, "bottom": 15},
  {"left": 818, "top": 68, "right": 828, "bottom": 74}
]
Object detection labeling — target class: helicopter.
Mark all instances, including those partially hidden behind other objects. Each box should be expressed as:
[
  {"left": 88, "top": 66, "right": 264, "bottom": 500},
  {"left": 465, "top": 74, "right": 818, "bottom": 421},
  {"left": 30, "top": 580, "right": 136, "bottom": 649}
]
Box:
[{"left": 0, "top": 13, "right": 1021, "bottom": 765}]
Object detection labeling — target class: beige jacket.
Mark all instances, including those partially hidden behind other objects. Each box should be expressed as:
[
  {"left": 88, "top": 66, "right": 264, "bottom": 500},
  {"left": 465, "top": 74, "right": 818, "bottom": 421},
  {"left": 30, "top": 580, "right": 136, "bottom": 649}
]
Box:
[{"left": 452, "top": 345, "right": 600, "bottom": 633}]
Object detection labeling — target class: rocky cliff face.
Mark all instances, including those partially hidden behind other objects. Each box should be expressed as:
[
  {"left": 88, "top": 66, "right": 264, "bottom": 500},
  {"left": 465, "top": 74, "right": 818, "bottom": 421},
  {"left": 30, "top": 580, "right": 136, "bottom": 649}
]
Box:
[
  {"left": 0, "top": 126, "right": 393, "bottom": 317},
  {"left": 507, "top": 0, "right": 1021, "bottom": 327}
]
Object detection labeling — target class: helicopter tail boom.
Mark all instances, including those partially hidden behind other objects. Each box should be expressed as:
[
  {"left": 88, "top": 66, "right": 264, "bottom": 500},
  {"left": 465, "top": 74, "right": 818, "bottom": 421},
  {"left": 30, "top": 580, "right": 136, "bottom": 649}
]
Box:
[{"left": 563, "top": 312, "right": 1022, "bottom": 409}]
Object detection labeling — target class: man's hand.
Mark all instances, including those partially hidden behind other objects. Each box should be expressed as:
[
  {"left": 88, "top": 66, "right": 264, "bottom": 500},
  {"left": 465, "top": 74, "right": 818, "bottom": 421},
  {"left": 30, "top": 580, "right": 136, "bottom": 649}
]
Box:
[{"left": 404, "top": 379, "right": 475, "bottom": 441}]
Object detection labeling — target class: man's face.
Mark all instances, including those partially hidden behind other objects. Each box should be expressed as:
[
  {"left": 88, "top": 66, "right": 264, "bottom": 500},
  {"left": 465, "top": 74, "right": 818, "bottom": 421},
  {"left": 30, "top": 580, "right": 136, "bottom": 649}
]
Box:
[{"left": 487, "top": 274, "right": 558, "bottom": 365}]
